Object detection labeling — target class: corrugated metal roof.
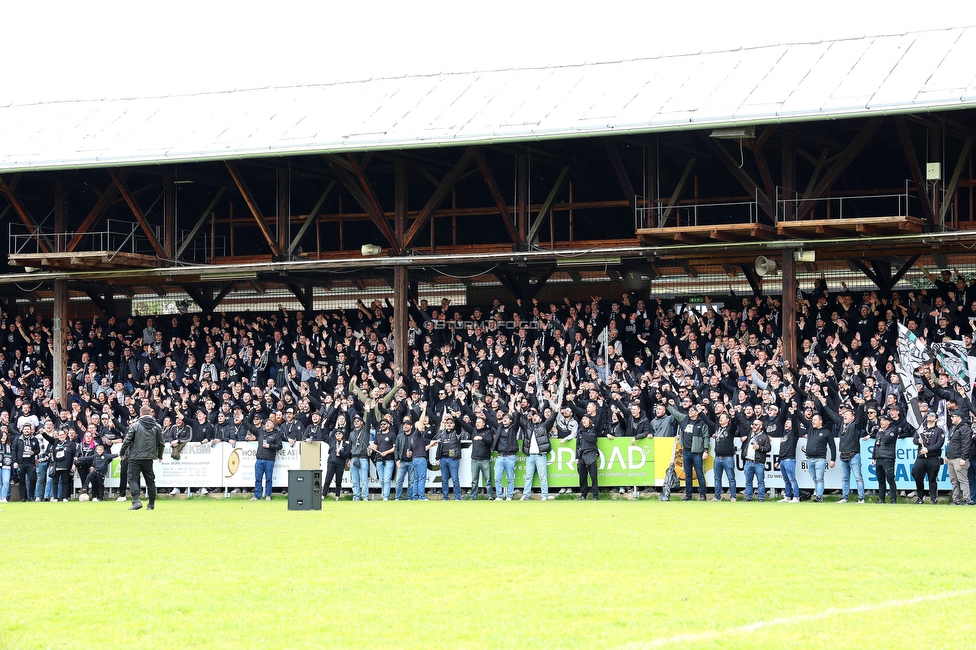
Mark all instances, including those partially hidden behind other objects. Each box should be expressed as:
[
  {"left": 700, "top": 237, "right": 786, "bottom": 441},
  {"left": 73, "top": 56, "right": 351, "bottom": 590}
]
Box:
[{"left": 1, "top": 27, "right": 974, "bottom": 172}]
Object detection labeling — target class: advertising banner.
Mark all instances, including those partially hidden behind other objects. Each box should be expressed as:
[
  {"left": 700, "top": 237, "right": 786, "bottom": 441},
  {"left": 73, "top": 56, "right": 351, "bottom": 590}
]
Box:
[{"left": 74, "top": 437, "right": 956, "bottom": 495}]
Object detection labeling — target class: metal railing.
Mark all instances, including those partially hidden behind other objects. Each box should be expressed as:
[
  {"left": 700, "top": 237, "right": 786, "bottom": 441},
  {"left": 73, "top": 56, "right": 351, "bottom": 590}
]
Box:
[
  {"left": 635, "top": 179, "right": 945, "bottom": 231},
  {"left": 8, "top": 219, "right": 158, "bottom": 257},
  {"left": 635, "top": 195, "right": 759, "bottom": 229},
  {"left": 775, "top": 183, "right": 925, "bottom": 223}
]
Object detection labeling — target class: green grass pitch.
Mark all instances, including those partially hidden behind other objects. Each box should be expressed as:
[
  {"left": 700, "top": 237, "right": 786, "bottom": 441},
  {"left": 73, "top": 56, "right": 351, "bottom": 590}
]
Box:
[{"left": 2, "top": 496, "right": 974, "bottom": 649}]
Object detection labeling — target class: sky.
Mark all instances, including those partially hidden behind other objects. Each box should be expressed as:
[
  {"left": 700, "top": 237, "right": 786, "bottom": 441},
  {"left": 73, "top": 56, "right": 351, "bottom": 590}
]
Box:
[{"left": 2, "top": 0, "right": 974, "bottom": 104}]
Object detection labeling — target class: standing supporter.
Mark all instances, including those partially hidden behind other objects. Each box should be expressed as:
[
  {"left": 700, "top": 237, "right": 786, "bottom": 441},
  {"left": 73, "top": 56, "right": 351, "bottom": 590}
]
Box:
[
  {"left": 43, "top": 428, "right": 76, "bottom": 502},
  {"left": 945, "top": 409, "right": 972, "bottom": 505},
  {"left": 871, "top": 415, "right": 899, "bottom": 504},
  {"left": 435, "top": 416, "right": 464, "bottom": 500},
  {"left": 798, "top": 409, "right": 836, "bottom": 503},
  {"left": 565, "top": 414, "right": 602, "bottom": 500},
  {"left": 667, "top": 399, "right": 711, "bottom": 501},
  {"left": 777, "top": 407, "right": 801, "bottom": 503},
  {"left": 119, "top": 405, "right": 164, "bottom": 511},
  {"left": 739, "top": 418, "right": 771, "bottom": 502},
  {"left": 244, "top": 416, "right": 283, "bottom": 501},
  {"left": 369, "top": 414, "right": 396, "bottom": 501},
  {"left": 821, "top": 401, "right": 867, "bottom": 504},
  {"left": 517, "top": 404, "right": 557, "bottom": 501},
  {"left": 13, "top": 424, "right": 39, "bottom": 502},
  {"left": 323, "top": 429, "right": 351, "bottom": 501},
  {"left": 347, "top": 410, "right": 373, "bottom": 502},
  {"left": 912, "top": 411, "right": 945, "bottom": 505},
  {"left": 462, "top": 411, "right": 495, "bottom": 501},
  {"left": 705, "top": 411, "right": 737, "bottom": 501},
  {"left": 488, "top": 407, "right": 520, "bottom": 501},
  {"left": 393, "top": 418, "right": 415, "bottom": 501}
]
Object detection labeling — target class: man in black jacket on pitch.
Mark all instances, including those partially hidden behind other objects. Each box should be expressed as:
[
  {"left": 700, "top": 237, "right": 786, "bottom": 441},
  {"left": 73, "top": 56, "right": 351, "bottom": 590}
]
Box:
[{"left": 119, "top": 405, "right": 164, "bottom": 511}]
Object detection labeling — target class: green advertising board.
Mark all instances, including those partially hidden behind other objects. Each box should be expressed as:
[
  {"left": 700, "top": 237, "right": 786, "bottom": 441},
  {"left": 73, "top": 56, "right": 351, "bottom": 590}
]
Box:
[{"left": 510, "top": 437, "right": 656, "bottom": 488}]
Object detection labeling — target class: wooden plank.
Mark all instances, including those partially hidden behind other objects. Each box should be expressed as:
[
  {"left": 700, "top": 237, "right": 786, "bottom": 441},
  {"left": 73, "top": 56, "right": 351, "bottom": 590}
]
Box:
[
  {"left": 795, "top": 118, "right": 884, "bottom": 221},
  {"left": 0, "top": 174, "right": 53, "bottom": 253},
  {"left": 325, "top": 156, "right": 401, "bottom": 254},
  {"left": 527, "top": 165, "right": 570, "bottom": 244},
  {"left": 109, "top": 170, "right": 166, "bottom": 259},
  {"left": 67, "top": 178, "right": 120, "bottom": 252},
  {"left": 403, "top": 148, "right": 474, "bottom": 250},
  {"left": 659, "top": 159, "right": 695, "bottom": 227},
  {"left": 703, "top": 135, "right": 776, "bottom": 219},
  {"left": 472, "top": 147, "right": 520, "bottom": 244},
  {"left": 604, "top": 140, "right": 637, "bottom": 211},
  {"left": 224, "top": 161, "right": 283, "bottom": 259}
]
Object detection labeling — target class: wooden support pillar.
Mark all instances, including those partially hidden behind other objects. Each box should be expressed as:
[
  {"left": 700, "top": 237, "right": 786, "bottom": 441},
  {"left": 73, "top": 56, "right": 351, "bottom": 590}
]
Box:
[
  {"left": 52, "top": 280, "right": 68, "bottom": 405},
  {"left": 394, "top": 160, "right": 409, "bottom": 373},
  {"left": 164, "top": 173, "right": 176, "bottom": 259},
  {"left": 781, "top": 248, "right": 797, "bottom": 368}
]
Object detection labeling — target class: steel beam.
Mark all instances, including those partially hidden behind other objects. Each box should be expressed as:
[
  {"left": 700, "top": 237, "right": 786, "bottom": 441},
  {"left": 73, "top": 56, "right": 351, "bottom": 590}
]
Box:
[
  {"left": 605, "top": 140, "right": 637, "bottom": 211},
  {"left": 176, "top": 187, "right": 227, "bottom": 259},
  {"left": 527, "top": 165, "right": 570, "bottom": 244}
]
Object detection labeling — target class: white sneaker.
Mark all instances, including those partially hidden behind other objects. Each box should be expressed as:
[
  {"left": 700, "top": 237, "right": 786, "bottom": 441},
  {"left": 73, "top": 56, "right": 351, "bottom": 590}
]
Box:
[
  {"left": 506, "top": 496, "right": 513, "bottom": 501},
  {"left": 541, "top": 496, "right": 548, "bottom": 501},
  {"left": 92, "top": 498, "right": 100, "bottom": 502},
  {"left": 520, "top": 496, "right": 530, "bottom": 501},
  {"left": 618, "top": 487, "right": 625, "bottom": 494},
  {"left": 777, "top": 497, "right": 790, "bottom": 502},
  {"left": 791, "top": 497, "right": 800, "bottom": 503},
  {"left": 837, "top": 498, "right": 848, "bottom": 504},
  {"left": 198, "top": 488, "right": 209, "bottom": 495},
  {"left": 169, "top": 488, "right": 180, "bottom": 496},
  {"left": 50, "top": 497, "right": 57, "bottom": 502},
  {"left": 116, "top": 496, "right": 127, "bottom": 502}
]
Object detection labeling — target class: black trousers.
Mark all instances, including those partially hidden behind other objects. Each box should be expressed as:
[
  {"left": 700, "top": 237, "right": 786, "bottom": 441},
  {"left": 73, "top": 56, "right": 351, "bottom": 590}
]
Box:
[
  {"left": 324, "top": 463, "right": 344, "bottom": 498},
  {"left": 54, "top": 469, "right": 72, "bottom": 500},
  {"left": 912, "top": 456, "right": 940, "bottom": 502},
  {"left": 127, "top": 459, "right": 157, "bottom": 505},
  {"left": 117, "top": 459, "right": 129, "bottom": 496},
  {"left": 19, "top": 465, "right": 36, "bottom": 501},
  {"left": 84, "top": 473, "right": 105, "bottom": 500},
  {"left": 578, "top": 458, "right": 598, "bottom": 499},
  {"left": 876, "top": 458, "right": 897, "bottom": 502}
]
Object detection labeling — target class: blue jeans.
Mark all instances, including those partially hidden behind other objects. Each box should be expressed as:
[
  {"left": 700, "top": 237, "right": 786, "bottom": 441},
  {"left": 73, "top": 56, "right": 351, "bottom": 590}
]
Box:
[
  {"left": 0, "top": 466, "right": 10, "bottom": 500},
  {"left": 395, "top": 461, "right": 414, "bottom": 500},
  {"left": 712, "top": 456, "right": 736, "bottom": 499},
  {"left": 808, "top": 458, "right": 827, "bottom": 498},
  {"left": 350, "top": 457, "right": 370, "bottom": 500},
  {"left": 411, "top": 457, "right": 428, "bottom": 500},
  {"left": 744, "top": 460, "right": 766, "bottom": 501},
  {"left": 840, "top": 453, "right": 864, "bottom": 500},
  {"left": 682, "top": 450, "right": 706, "bottom": 498},
  {"left": 254, "top": 459, "right": 274, "bottom": 498},
  {"left": 376, "top": 460, "right": 394, "bottom": 499},
  {"left": 779, "top": 458, "right": 798, "bottom": 499},
  {"left": 35, "top": 461, "right": 51, "bottom": 499},
  {"left": 522, "top": 454, "right": 549, "bottom": 499},
  {"left": 495, "top": 455, "right": 516, "bottom": 498},
  {"left": 440, "top": 457, "right": 461, "bottom": 500}
]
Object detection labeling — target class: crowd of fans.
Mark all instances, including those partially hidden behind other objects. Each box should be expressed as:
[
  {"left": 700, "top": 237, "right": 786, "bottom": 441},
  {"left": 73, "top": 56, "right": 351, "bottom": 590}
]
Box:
[{"left": 1, "top": 265, "right": 976, "bottom": 504}]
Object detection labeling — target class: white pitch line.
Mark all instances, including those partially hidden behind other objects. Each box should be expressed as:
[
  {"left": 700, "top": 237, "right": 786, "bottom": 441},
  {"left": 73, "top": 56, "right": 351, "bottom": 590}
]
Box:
[{"left": 625, "top": 589, "right": 976, "bottom": 649}]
